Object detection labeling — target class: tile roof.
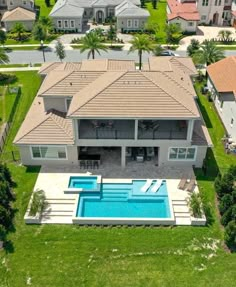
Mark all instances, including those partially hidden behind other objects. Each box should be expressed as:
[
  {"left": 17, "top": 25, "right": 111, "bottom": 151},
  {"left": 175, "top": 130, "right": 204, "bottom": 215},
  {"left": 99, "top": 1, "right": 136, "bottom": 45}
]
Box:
[
  {"left": 115, "top": 0, "right": 150, "bottom": 17},
  {"left": 167, "top": 0, "right": 200, "bottom": 21},
  {"left": 67, "top": 70, "right": 200, "bottom": 118},
  {"left": 2, "top": 7, "right": 36, "bottom": 21},
  {"left": 14, "top": 98, "right": 74, "bottom": 145},
  {"left": 207, "top": 56, "right": 236, "bottom": 96},
  {"left": 49, "top": 0, "right": 84, "bottom": 17},
  {"left": 192, "top": 120, "right": 212, "bottom": 146}
]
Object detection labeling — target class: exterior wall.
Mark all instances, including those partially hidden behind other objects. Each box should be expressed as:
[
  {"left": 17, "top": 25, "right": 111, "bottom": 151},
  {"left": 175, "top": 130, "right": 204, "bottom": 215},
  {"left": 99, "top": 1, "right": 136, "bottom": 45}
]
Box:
[
  {"left": 0, "top": 0, "right": 7, "bottom": 8},
  {"left": 52, "top": 17, "right": 83, "bottom": 32},
  {"left": 168, "top": 18, "right": 198, "bottom": 32},
  {"left": 208, "top": 78, "right": 236, "bottom": 141},
  {"left": 197, "top": 0, "right": 225, "bottom": 25},
  {"left": 7, "top": 0, "right": 34, "bottom": 11},
  {"left": 83, "top": 8, "right": 93, "bottom": 21},
  {"left": 116, "top": 16, "right": 148, "bottom": 31},
  {"left": 43, "top": 97, "right": 68, "bottom": 113},
  {"left": 18, "top": 145, "right": 78, "bottom": 166},
  {"left": 3, "top": 19, "right": 34, "bottom": 31}
]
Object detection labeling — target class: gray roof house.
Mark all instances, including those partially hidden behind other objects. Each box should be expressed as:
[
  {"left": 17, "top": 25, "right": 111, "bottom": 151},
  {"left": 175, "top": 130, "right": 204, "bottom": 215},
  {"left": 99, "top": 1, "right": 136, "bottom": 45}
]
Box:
[{"left": 49, "top": 0, "right": 149, "bottom": 32}]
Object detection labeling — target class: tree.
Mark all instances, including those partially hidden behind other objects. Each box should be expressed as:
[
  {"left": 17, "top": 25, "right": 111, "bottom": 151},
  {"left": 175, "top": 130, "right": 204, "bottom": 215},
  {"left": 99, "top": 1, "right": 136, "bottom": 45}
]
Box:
[
  {"left": 39, "top": 16, "right": 52, "bottom": 37},
  {"left": 129, "top": 34, "right": 153, "bottom": 70},
  {"left": 140, "top": 0, "right": 146, "bottom": 8},
  {"left": 32, "top": 23, "right": 46, "bottom": 41},
  {"left": 0, "top": 48, "right": 9, "bottom": 64},
  {"left": 107, "top": 24, "right": 116, "bottom": 47},
  {"left": 55, "top": 40, "right": 66, "bottom": 61},
  {"left": 79, "top": 32, "right": 108, "bottom": 59},
  {"left": 0, "top": 30, "right": 7, "bottom": 46},
  {"left": 153, "top": 44, "right": 163, "bottom": 56},
  {"left": 11, "top": 22, "right": 26, "bottom": 41},
  {"left": 152, "top": 0, "right": 157, "bottom": 9},
  {"left": 187, "top": 39, "right": 200, "bottom": 57},
  {"left": 225, "top": 220, "right": 236, "bottom": 248},
  {"left": 165, "top": 23, "right": 182, "bottom": 45},
  {"left": 218, "top": 30, "right": 233, "bottom": 42},
  {"left": 193, "top": 40, "right": 225, "bottom": 67}
]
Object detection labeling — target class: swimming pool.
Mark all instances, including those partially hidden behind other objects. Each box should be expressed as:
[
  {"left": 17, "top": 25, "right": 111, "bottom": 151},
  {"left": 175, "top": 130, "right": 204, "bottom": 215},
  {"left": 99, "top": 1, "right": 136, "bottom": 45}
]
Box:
[
  {"left": 68, "top": 176, "right": 98, "bottom": 190},
  {"left": 76, "top": 180, "right": 171, "bottom": 219}
]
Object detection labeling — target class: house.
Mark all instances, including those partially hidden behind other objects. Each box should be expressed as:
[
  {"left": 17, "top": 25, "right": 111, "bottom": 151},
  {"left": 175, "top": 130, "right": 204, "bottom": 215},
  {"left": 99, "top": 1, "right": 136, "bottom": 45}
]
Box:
[
  {"left": 14, "top": 57, "right": 212, "bottom": 169},
  {"left": 1, "top": 0, "right": 35, "bottom": 31},
  {"left": 207, "top": 56, "right": 236, "bottom": 141},
  {"left": 167, "top": 0, "right": 200, "bottom": 32},
  {"left": 49, "top": 0, "right": 149, "bottom": 32},
  {"left": 231, "top": 0, "right": 236, "bottom": 27}
]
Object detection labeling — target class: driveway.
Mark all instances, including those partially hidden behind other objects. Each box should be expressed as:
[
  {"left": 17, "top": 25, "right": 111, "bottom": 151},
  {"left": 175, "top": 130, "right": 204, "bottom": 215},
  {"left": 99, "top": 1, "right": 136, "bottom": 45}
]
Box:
[{"left": 178, "top": 26, "right": 236, "bottom": 51}]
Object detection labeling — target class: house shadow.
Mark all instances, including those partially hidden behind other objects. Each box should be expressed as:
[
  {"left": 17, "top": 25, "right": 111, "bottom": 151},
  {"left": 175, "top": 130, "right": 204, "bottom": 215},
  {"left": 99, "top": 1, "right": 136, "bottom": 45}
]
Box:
[{"left": 196, "top": 97, "right": 213, "bottom": 129}]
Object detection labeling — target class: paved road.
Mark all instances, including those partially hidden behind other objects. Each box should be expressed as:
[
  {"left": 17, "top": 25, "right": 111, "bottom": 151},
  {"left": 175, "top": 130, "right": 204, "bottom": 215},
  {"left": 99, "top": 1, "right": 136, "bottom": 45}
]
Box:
[{"left": 6, "top": 49, "right": 236, "bottom": 64}]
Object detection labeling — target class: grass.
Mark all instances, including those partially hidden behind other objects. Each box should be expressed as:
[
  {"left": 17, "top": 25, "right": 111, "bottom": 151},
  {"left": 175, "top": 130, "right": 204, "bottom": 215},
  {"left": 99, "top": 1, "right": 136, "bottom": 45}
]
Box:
[
  {"left": 35, "top": 0, "right": 53, "bottom": 17},
  {"left": 1, "top": 73, "right": 236, "bottom": 286},
  {"left": 5, "top": 34, "right": 58, "bottom": 45},
  {"left": 0, "top": 86, "right": 17, "bottom": 127},
  {"left": 219, "top": 46, "right": 236, "bottom": 51},
  {"left": 146, "top": 1, "right": 167, "bottom": 43}
]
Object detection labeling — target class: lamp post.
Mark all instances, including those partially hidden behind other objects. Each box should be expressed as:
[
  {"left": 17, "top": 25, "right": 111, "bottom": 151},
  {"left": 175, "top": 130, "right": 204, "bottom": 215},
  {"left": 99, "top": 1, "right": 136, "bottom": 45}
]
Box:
[{"left": 40, "top": 40, "right": 45, "bottom": 62}]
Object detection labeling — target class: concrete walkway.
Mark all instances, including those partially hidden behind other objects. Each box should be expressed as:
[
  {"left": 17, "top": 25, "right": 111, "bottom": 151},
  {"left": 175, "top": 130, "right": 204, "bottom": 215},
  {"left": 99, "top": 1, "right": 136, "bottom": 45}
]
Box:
[{"left": 0, "top": 67, "right": 40, "bottom": 72}]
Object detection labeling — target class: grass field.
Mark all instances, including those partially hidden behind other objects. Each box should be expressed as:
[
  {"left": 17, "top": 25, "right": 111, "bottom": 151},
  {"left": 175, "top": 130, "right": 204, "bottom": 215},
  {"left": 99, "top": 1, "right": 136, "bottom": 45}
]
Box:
[
  {"left": 0, "top": 87, "right": 17, "bottom": 127},
  {"left": 0, "top": 72, "right": 236, "bottom": 286},
  {"left": 146, "top": 1, "right": 167, "bottom": 43},
  {"left": 35, "top": 0, "right": 53, "bottom": 17}
]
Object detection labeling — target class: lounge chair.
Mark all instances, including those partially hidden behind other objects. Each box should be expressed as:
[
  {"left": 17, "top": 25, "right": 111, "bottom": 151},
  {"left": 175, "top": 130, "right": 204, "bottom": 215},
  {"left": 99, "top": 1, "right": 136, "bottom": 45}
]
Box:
[
  {"left": 178, "top": 178, "right": 187, "bottom": 190},
  {"left": 151, "top": 179, "right": 163, "bottom": 193},
  {"left": 186, "top": 177, "right": 196, "bottom": 192},
  {"left": 141, "top": 179, "right": 153, "bottom": 192}
]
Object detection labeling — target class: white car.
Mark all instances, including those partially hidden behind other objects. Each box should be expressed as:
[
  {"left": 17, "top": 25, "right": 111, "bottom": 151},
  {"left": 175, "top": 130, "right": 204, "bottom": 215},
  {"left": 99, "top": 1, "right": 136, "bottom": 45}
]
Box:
[{"left": 160, "top": 50, "right": 179, "bottom": 57}]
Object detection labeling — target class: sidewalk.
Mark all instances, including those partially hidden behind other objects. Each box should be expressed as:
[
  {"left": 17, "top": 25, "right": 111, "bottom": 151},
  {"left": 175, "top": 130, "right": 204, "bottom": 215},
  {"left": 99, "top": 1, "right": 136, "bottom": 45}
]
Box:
[{"left": 0, "top": 67, "right": 40, "bottom": 72}]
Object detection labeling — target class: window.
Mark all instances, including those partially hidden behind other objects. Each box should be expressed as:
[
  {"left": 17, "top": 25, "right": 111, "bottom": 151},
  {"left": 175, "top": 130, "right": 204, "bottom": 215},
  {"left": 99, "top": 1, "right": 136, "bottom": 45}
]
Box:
[
  {"left": 220, "top": 100, "right": 224, "bottom": 109},
  {"left": 219, "top": 0, "right": 221, "bottom": 5},
  {"left": 127, "top": 19, "right": 132, "bottom": 28},
  {"left": 168, "top": 147, "right": 196, "bottom": 161},
  {"left": 10, "top": 0, "right": 13, "bottom": 4},
  {"left": 188, "top": 22, "right": 194, "bottom": 26},
  {"left": 201, "top": 15, "right": 207, "bottom": 20},
  {"left": 64, "top": 20, "right": 68, "bottom": 28},
  {"left": 31, "top": 146, "right": 67, "bottom": 159},
  {"left": 23, "top": 0, "right": 27, "bottom": 5},
  {"left": 134, "top": 19, "right": 139, "bottom": 28},
  {"left": 70, "top": 20, "right": 75, "bottom": 28},
  {"left": 58, "top": 20, "right": 62, "bottom": 28},
  {"left": 108, "top": 8, "right": 115, "bottom": 17},
  {"left": 231, "top": 118, "right": 234, "bottom": 126},
  {"left": 84, "top": 11, "right": 87, "bottom": 16},
  {"left": 65, "top": 98, "right": 72, "bottom": 111},
  {"left": 215, "top": 0, "right": 217, "bottom": 5},
  {"left": 202, "top": 0, "right": 208, "bottom": 5}
]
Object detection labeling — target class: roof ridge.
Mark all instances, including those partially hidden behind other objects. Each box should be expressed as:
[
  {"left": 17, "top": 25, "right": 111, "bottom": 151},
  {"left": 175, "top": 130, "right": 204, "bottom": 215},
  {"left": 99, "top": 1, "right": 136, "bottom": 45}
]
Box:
[
  {"left": 68, "top": 71, "right": 126, "bottom": 116},
  {"left": 50, "top": 111, "right": 73, "bottom": 139},
  {"left": 142, "top": 71, "right": 198, "bottom": 117}
]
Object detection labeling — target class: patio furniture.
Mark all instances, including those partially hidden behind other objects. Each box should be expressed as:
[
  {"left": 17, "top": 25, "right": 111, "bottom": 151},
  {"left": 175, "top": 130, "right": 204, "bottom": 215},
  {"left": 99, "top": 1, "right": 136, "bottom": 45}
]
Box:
[
  {"left": 91, "top": 120, "right": 100, "bottom": 129},
  {"left": 138, "top": 121, "right": 146, "bottom": 130},
  {"left": 107, "top": 120, "right": 114, "bottom": 129},
  {"left": 178, "top": 178, "right": 187, "bottom": 190},
  {"left": 141, "top": 179, "right": 153, "bottom": 192},
  {"left": 86, "top": 160, "right": 93, "bottom": 169},
  {"left": 80, "top": 160, "right": 86, "bottom": 169},
  {"left": 93, "top": 160, "right": 99, "bottom": 169},
  {"left": 151, "top": 179, "right": 163, "bottom": 193},
  {"left": 186, "top": 177, "right": 196, "bottom": 192}
]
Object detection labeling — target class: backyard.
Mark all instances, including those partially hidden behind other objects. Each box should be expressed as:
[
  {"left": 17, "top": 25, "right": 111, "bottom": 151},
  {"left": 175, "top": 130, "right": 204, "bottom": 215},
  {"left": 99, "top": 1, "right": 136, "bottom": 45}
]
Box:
[{"left": 0, "top": 72, "right": 236, "bottom": 286}]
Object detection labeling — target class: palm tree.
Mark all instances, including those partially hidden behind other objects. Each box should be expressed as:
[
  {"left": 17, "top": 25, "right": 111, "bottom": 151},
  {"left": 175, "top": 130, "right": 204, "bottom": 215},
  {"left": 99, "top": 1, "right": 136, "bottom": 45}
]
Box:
[
  {"left": 193, "top": 39, "right": 225, "bottom": 66},
  {"left": 39, "top": 16, "right": 52, "bottom": 38},
  {"left": 0, "top": 48, "right": 9, "bottom": 64},
  {"left": 11, "top": 22, "right": 26, "bottom": 41},
  {"left": 79, "top": 32, "right": 108, "bottom": 59},
  {"left": 129, "top": 34, "right": 153, "bottom": 70}
]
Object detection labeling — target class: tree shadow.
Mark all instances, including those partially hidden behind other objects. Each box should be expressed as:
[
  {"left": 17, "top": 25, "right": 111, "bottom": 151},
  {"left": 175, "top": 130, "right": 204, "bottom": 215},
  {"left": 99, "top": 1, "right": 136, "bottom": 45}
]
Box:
[
  {"left": 3, "top": 240, "right": 14, "bottom": 254},
  {"left": 26, "top": 165, "right": 41, "bottom": 174}
]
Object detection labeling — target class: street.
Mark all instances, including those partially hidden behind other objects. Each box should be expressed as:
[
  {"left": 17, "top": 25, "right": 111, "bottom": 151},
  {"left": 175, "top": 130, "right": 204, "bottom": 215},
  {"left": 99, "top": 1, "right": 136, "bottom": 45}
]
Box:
[{"left": 6, "top": 48, "right": 236, "bottom": 64}]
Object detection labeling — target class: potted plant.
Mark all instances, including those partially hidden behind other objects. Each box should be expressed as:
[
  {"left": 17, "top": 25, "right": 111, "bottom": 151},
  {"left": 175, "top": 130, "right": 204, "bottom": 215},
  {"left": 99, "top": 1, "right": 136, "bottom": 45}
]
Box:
[
  {"left": 25, "top": 189, "right": 46, "bottom": 224},
  {"left": 187, "top": 192, "right": 206, "bottom": 225}
]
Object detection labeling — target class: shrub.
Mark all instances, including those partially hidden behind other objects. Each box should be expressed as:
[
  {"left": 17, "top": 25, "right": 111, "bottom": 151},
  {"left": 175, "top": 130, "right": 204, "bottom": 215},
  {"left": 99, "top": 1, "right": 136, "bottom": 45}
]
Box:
[
  {"left": 219, "top": 194, "right": 233, "bottom": 215},
  {"left": 29, "top": 189, "right": 46, "bottom": 217},
  {"left": 188, "top": 192, "right": 202, "bottom": 218},
  {"left": 225, "top": 220, "right": 236, "bottom": 248},
  {"left": 0, "top": 73, "right": 17, "bottom": 85},
  {"left": 221, "top": 206, "right": 233, "bottom": 226}
]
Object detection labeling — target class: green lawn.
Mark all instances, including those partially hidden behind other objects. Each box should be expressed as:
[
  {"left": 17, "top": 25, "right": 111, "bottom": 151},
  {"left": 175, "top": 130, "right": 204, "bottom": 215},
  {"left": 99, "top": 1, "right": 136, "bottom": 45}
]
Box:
[
  {"left": 35, "top": 0, "right": 53, "bottom": 17},
  {"left": 0, "top": 86, "right": 17, "bottom": 127},
  {"left": 146, "top": 1, "right": 167, "bottom": 43},
  {"left": 1, "top": 72, "right": 236, "bottom": 286}
]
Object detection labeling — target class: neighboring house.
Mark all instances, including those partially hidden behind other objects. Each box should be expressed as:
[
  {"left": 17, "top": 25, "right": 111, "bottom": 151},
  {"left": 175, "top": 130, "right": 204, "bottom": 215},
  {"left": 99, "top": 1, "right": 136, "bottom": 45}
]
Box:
[
  {"left": 14, "top": 57, "right": 212, "bottom": 168},
  {"left": 1, "top": 0, "right": 35, "bottom": 31},
  {"left": 1, "top": 6, "right": 35, "bottom": 31},
  {"left": 207, "top": 56, "right": 236, "bottom": 142},
  {"left": 115, "top": 0, "right": 150, "bottom": 32},
  {"left": 49, "top": 0, "right": 149, "bottom": 32},
  {"left": 167, "top": 0, "right": 200, "bottom": 33},
  {"left": 231, "top": 0, "right": 236, "bottom": 26}
]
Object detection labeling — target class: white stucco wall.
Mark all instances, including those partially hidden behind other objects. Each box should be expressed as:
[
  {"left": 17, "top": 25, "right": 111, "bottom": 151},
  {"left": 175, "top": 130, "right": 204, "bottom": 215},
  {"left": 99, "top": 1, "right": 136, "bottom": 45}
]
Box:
[
  {"left": 116, "top": 17, "right": 148, "bottom": 31},
  {"left": 168, "top": 18, "right": 198, "bottom": 32},
  {"left": 197, "top": 0, "right": 225, "bottom": 25},
  {"left": 52, "top": 17, "right": 83, "bottom": 32},
  {"left": 208, "top": 78, "right": 236, "bottom": 141},
  {"left": 4, "top": 19, "right": 34, "bottom": 31}
]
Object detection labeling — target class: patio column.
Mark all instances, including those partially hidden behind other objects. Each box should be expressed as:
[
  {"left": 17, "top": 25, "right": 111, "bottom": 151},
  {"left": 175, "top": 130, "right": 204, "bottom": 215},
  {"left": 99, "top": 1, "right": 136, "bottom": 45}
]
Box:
[
  {"left": 121, "top": 146, "right": 126, "bottom": 168},
  {"left": 187, "top": 120, "right": 194, "bottom": 142},
  {"left": 134, "top": 119, "right": 138, "bottom": 140}
]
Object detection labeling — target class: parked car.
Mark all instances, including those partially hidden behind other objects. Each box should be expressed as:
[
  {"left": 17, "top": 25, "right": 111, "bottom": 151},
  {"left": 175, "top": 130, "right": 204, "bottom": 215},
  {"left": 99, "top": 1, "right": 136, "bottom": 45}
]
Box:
[{"left": 160, "top": 50, "right": 179, "bottom": 57}]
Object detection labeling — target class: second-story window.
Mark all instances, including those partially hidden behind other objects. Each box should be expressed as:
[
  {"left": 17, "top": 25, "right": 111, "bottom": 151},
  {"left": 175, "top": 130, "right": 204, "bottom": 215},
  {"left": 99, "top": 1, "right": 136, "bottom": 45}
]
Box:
[
  {"left": 215, "top": 0, "right": 217, "bottom": 5},
  {"left": 202, "top": 0, "right": 209, "bottom": 5}
]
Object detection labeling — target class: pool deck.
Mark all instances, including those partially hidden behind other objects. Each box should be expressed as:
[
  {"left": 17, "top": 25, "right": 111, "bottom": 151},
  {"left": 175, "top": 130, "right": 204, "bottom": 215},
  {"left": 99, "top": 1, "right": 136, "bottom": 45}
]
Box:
[{"left": 24, "top": 166, "right": 206, "bottom": 226}]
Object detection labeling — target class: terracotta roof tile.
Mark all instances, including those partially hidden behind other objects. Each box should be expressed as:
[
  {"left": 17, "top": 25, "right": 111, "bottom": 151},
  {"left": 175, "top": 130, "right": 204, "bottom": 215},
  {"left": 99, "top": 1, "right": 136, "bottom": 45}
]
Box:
[
  {"left": 2, "top": 7, "right": 36, "bottom": 21},
  {"left": 167, "top": 0, "right": 200, "bottom": 21}
]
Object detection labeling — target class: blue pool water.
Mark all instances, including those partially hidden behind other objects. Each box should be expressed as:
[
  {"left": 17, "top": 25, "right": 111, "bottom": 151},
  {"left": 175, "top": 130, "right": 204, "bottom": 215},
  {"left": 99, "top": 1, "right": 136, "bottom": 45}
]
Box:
[
  {"left": 76, "top": 180, "right": 171, "bottom": 218},
  {"left": 69, "top": 176, "right": 98, "bottom": 190}
]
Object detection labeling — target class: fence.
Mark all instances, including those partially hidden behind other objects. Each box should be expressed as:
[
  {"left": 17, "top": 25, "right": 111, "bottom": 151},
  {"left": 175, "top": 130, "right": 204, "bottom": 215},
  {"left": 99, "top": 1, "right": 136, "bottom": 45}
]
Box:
[{"left": 0, "top": 122, "right": 11, "bottom": 153}]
